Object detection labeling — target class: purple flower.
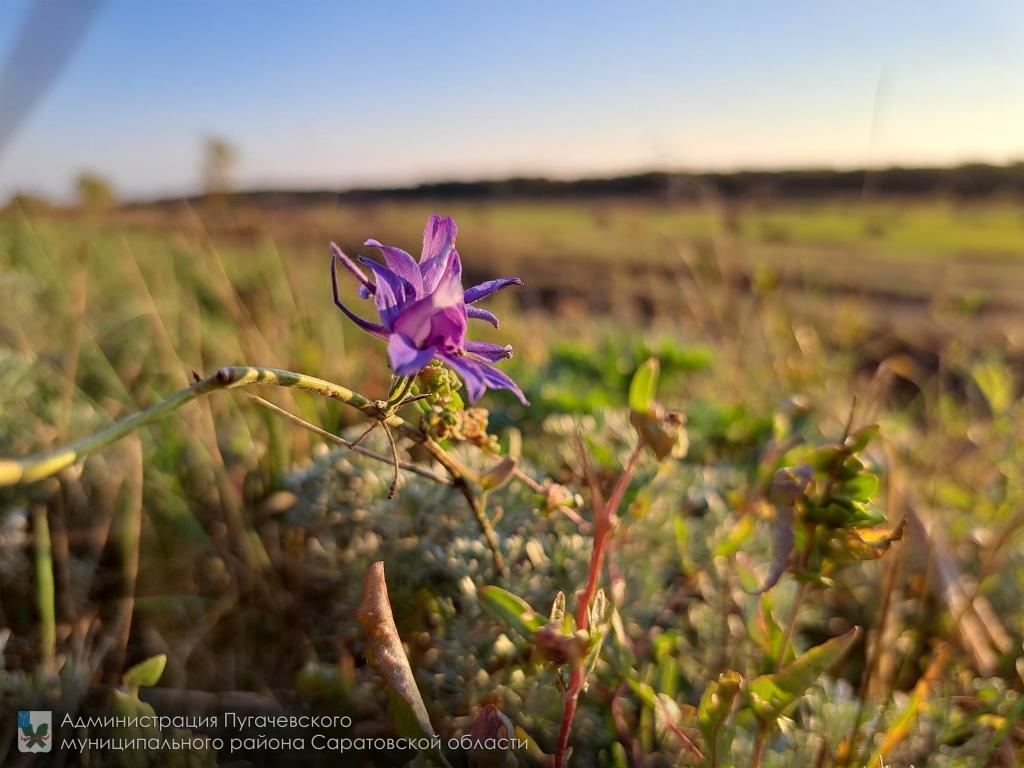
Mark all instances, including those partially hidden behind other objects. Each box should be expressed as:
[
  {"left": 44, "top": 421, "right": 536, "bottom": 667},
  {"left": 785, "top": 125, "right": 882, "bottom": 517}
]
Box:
[{"left": 331, "top": 214, "right": 528, "bottom": 405}]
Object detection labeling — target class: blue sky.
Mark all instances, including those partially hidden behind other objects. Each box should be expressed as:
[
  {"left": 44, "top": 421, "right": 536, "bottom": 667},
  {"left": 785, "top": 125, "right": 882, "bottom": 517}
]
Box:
[{"left": 1, "top": 1, "right": 1023, "bottom": 200}]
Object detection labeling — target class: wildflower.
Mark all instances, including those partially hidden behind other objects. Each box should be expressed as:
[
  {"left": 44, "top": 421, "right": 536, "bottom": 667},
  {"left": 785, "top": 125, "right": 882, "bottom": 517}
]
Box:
[{"left": 331, "top": 214, "right": 528, "bottom": 404}]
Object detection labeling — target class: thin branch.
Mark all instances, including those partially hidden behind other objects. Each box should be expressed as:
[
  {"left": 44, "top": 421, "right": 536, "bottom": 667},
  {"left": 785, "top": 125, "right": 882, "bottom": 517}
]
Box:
[
  {"left": 350, "top": 421, "right": 382, "bottom": 449},
  {"left": 244, "top": 393, "right": 450, "bottom": 486},
  {"left": 381, "top": 423, "right": 401, "bottom": 499},
  {"left": 420, "top": 436, "right": 505, "bottom": 575},
  {"left": 512, "top": 466, "right": 546, "bottom": 495}
]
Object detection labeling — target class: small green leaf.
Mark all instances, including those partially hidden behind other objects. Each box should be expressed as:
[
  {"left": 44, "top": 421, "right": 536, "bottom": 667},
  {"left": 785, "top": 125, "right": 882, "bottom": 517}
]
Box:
[
  {"left": 807, "top": 500, "right": 856, "bottom": 527},
  {"left": 808, "top": 446, "right": 843, "bottom": 472},
  {"left": 845, "top": 424, "right": 880, "bottom": 453},
  {"left": 971, "top": 362, "right": 1013, "bottom": 416},
  {"left": 698, "top": 670, "right": 742, "bottom": 764},
  {"left": 628, "top": 358, "right": 660, "bottom": 414},
  {"left": 715, "top": 514, "right": 756, "bottom": 558},
  {"left": 838, "top": 473, "right": 880, "bottom": 503},
  {"left": 479, "top": 456, "right": 517, "bottom": 491},
  {"left": 479, "top": 586, "right": 546, "bottom": 638},
  {"left": 123, "top": 654, "right": 167, "bottom": 690},
  {"left": 744, "top": 627, "right": 860, "bottom": 724}
]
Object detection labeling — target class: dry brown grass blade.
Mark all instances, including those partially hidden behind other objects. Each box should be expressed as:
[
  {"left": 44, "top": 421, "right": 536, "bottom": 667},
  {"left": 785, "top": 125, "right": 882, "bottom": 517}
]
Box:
[
  {"left": 357, "top": 561, "right": 448, "bottom": 765},
  {"left": 867, "top": 643, "right": 950, "bottom": 766},
  {"left": 906, "top": 505, "right": 1010, "bottom": 675}
]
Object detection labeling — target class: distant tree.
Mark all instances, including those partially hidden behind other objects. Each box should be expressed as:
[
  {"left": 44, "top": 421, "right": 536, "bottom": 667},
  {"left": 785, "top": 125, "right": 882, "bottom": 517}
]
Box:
[
  {"left": 201, "top": 136, "right": 238, "bottom": 197},
  {"left": 74, "top": 171, "right": 115, "bottom": 210}
]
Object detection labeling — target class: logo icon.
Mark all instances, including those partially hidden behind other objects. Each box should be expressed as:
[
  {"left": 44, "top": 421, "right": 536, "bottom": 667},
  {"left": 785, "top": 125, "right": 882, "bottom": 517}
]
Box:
[{"left": 18, "top": 710, "right": 52, "bottom": 753}]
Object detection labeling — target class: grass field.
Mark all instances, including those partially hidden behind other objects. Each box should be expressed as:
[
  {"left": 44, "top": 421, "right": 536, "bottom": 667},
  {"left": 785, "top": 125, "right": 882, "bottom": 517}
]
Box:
[{"left": 2, "top": 199, "right": 1024, "bottom": 766}]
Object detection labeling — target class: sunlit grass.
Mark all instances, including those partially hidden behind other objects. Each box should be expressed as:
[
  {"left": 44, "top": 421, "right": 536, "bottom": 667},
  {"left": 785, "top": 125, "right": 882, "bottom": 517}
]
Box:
[{"left": 1, "top": 201, "right": 1023, "bottom": 765}]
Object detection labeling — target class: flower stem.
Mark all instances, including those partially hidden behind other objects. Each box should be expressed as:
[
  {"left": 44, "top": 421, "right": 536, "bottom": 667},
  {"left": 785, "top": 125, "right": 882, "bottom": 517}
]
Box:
[
  {"left": 420, "top": 436, "right": 506, "bottom": 574},
  {"left": 776, "top": 523, "right": 817, "bottom": 667},
  {"left": 751, "top": 728, "right": 767, "bottom": 768},
  {"left": 0, "top": 365, "right": 509, "bottom": 573},
  {"left": 0, "top": 365, "right": 399, "bottom": 487}
]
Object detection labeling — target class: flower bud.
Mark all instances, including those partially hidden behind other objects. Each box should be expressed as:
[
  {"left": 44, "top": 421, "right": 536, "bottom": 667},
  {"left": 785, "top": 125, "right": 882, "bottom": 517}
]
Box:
[
  {"left": 630, "top": 404, "right": 688, "bottom": 461},
  {"left": 469, "top": 704, "right": 515, "bottom": 768}
]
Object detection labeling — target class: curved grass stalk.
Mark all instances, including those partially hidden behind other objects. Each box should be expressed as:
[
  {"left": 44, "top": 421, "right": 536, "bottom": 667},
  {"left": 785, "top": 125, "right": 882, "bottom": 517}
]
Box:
[
  {"left": 0, "top": 365, "right": 403, "bottom": 487},
  {"left": 0, "top": 365, "right": 507, "bottom": 571}
]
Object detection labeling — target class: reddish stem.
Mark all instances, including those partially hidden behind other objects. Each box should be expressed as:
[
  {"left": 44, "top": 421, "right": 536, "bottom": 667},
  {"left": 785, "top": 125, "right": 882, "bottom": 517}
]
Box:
[
  {"left": 554, "top": 443, "right": 642, "bottom": 768},
  {"left": 574, "top": 515, "right": 612, "bottom": 630},
  {"left": 554, "top": 670, "right": 583, "bottom": 768}
]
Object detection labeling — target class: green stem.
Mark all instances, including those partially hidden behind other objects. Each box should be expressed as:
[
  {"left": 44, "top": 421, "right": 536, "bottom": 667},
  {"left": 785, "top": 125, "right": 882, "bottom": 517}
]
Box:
[
  {"left": 32, "top": 506, "right": 56, "bottom": 676},
  {"left": 0, "top": 366, "right": 403, "bottom": 487},
  {"left": 750, "top": 728, "right": 767, "bottom": 768},
  {"left": 387, "top": 375, "right": 414, "bottom": 406},
  {"left": 776, "top": 523, "right": 816, "bottom": 667},
  {"left": 1, "top": 365, "right": 508, "bottom": 574},
  {"left": 420, "top": 437, "right": 505, "bottom": 574}
]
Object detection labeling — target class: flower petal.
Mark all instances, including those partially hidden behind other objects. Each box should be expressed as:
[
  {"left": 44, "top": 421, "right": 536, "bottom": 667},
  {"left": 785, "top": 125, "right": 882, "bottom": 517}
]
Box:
[
  {"left": 464, "top": 277, "right": 523, "bottom": 304},
  {"left": 388, "top": 333, "right": 436, "bottom": 376},
  {"left": 429, "top": 304, "right": 469, "bottom": 347},
  {"left": 421, "top": 214, "right": 458, "bottom": 264},
  {"left": 394, "top": 300, "right": 466, "bottom": 349},
  {"left": 476, "top": 360, "right": 529, "bottom": 405},
  {"left": 421, "top": 249, "right": 454, "bottom": 295},
  {"left": 421, "top": 215, "right": 458, "bottom": 293},
  {"left": 432, "top": 249, "right": 465, "bottom": 305},
  {"left": 467, "top": 306, "right": 500, "bottom": 328},
  {"left": 331, "top": 252, "right": 388, "bottom": 337},
  {"left": 331, "top": 243, "right": 375, "bottom": 294},
  {"left": 392, "top": 252, "right": 467, "bottom": 347},
  {"left": 466, "top": 340, "right": 513, "bottom": 361},
  {"left": 441, "top": 354, "right": 529, "bottom": 405},
  {"left": 365, "top": 239, "right": 423, "bottom": 296},
  {"left": 358, "top": 257, "right": 415, "bottom": 327},
  {"left": 440, "top": 353, "right": 486, "bottom": 403},
  {"left": 334, "top": 299, "right": 389, "bottom": 338}
]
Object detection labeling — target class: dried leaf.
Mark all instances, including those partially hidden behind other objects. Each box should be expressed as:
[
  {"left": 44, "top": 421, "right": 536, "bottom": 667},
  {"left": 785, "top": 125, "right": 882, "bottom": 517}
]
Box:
[
  {"left": 469, "top": 704, "right": 516, "bottom": 768},
  {"left": 630, "top": 405, "right": 688, "bottom": 461},
  {"left": 868, "top": 644, "right": 949, "bottom": 765},
  {"left": 357, "top": 561, "right": 442, "bottom": 750},
  {"left": 836, "top": 520, "right": 905, "bottom": 560},
  {"left": 549, "top": 590, "right": 566, "bottom": 626},
  {"left": 753, "top": 466, "right": 812, "bottom": 594}
]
